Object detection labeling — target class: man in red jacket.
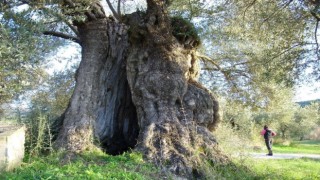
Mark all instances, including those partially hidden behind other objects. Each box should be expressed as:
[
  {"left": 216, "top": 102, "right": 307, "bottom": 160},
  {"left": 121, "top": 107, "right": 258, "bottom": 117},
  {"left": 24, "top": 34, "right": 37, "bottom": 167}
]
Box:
[{"left": 260, "top": 125, "right": 276, "bottom": 156}]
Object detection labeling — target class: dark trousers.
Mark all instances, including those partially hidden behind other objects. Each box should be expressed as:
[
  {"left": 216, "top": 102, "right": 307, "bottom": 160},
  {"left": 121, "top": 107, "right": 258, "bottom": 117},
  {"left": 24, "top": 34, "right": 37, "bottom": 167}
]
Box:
[{"left": 265, "top": 139, "right": 272, "bottom": 151}]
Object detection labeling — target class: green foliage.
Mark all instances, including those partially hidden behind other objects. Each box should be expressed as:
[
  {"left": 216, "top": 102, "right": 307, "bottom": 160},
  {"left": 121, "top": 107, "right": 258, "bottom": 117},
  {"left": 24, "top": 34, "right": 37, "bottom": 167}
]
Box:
[
  {"left": 171, "top": 16, "right": 200, "bottom": 47},
  {"left": 0, "top": 8, "right": 63, "bottom": 108},
  {"left": 0, "top": 0, "right": 318, "bottom": 108},
  {"left": 290, "top": 103, "right": 320, "bottom": 140},
  {"left": 220, "top": 85, "right": 319, "bottom": 142},
  {"left": 220, "top": 98, "right": 254, "bottom": 139},
  {"left": 169, "top": 0, "right": 319, "bottom": 105},
  {"left": 168, "top": 0, "right": 216, "bottom": 19},
  {"left": 24, "top": 109, "right": 53, "bottom": 156},
  {"left": 259, "top": 87, "right": 298, "bottom": 139},
  {"left": 215, "top": 123, "right": 253, "bottom": 160},
  {"left": 32, "top": 68, "right": 75, "bottom": 117},
  {"left": 0, "top": 151, "right": 162, "bottom": 180},
  {"left": 1, "top": 0, "right": 77, "bottom": 154},
  {"left": 214, "top": 1, "right": 307, "bottom": 98},
  {"left": 22, "top": 68, "right": 75, "bottom": 156}
]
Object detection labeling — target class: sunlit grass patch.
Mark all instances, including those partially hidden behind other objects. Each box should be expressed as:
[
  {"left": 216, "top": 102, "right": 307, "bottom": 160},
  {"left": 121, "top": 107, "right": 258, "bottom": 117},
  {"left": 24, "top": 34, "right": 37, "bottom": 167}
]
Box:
[
  {"left": 0, "top": 151, "right": 161, "bottom": 180},
  {"left": 273, "top": 140, "right": 320, "bottom": 154},
  {"left": 200, "top": 157, "right": 319, "bottom": 180},
  {"left": 2, "top": 146, "right": 319, "bottom": 179},
  {"left": 248, "top": 158, "right": 320, "bottom": 180}
]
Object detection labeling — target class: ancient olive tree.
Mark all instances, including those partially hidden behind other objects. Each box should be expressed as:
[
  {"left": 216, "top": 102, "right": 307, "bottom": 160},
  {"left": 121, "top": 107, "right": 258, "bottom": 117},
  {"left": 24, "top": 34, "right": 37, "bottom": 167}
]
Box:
[
  {"left": 59, "top": 0, "right": 225, "bottom": 176},
  {"left": 1, "top": 0, "right": 225, "bottom": 176},
  {"left": 4, "top": 0, "right": 320, "bottom": 177}
]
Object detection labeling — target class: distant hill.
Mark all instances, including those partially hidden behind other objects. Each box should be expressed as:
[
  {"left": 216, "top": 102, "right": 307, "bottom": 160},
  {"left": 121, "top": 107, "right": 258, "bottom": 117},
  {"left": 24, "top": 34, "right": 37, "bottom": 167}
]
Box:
[{"left": 296, "top": 99, "right": 320, "bottom": 107}]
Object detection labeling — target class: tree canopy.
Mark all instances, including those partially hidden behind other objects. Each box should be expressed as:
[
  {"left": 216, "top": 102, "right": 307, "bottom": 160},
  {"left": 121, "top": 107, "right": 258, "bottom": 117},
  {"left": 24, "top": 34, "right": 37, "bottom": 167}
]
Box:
[
  {"left": 1, "top": 0, "right": 320, "bottom": 106},
  {"left": 171, "top": 0, "right": 319, "bottom": 104},
  {"left": 0, "top": 3, "right": 65, "bottom": 109}
]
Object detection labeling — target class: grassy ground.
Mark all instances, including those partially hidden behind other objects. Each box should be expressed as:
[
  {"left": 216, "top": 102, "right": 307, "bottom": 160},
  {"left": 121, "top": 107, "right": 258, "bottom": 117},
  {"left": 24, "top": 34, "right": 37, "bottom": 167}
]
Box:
[
  {"left": 2, "top": 153, "right": 319, "bottom": 180},
  {"left": 217, "top": 140, "right": 320, "bottom": 179},
  {"left": 241, "top": 158, "right": 320, "bottom": 180},
  {"left": 2, "top": 140, "right": 320, "bottom": 179},
  {"left": 273, "top": 140, "right": 320, "bottom": 154},
  {"left": 181, "top": 156, "right": 320, "bottom": 180},
  {"left": 0, "top": 151, "right": 162, "bottom": 180}
]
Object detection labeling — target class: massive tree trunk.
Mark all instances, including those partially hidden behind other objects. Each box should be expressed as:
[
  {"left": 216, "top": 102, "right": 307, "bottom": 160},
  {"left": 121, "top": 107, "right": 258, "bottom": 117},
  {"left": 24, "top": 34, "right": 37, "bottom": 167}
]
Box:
[
  {"left": 54, "top": 18, "right": 139, "bottom": 154},
  {"left": 55, "top": 0, "right": 227, "bottom": 177}
]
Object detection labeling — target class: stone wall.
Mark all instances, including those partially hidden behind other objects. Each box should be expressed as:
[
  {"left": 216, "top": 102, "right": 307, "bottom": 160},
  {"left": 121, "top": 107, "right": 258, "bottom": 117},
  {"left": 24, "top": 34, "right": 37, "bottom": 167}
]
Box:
[{"left": 0, "top": 125, "right": 25, "bottom": 172}]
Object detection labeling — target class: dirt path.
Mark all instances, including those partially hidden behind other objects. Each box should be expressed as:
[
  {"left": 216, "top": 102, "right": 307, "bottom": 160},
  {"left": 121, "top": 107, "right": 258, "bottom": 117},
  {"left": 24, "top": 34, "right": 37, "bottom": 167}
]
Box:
[{"left": 251, "top": 153, "right": 320, "bottom": 159}]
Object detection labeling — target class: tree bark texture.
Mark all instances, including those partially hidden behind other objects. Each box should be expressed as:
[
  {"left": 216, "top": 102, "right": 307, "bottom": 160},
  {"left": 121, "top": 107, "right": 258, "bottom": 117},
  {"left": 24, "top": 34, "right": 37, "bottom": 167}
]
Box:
[
  {"left": 124, "top": 1, "right": 225, "bottom": 176},
  {"left": 55, "top": 19, "right": 139, "bottom": 154},
  {"left": 55, "top": 0, "right": 227, "bottom": 177}
]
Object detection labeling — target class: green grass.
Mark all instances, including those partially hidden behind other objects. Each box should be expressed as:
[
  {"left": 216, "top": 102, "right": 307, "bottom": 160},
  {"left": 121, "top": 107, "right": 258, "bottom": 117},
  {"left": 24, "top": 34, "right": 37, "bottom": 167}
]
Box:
[
  {"left": 294, "top": 140, "right": 320, "bottom": 145},
  {"left": 248, "top": 158, "right": 320, "bottom": 180},
  {"left": 2, "top": 144, "right": 320, "bottom": 180},
  {"left": 273, "top": 140, "right": 320, "bottom": 154},
  {"left": 216, "top": 140, "right": 320, "bottom": 179},
  {"left": 214, "top": 157, "right": 320, "bottom": 180},
  {"left": 0, "top": 151, "right": 162, "bottom": 180}
]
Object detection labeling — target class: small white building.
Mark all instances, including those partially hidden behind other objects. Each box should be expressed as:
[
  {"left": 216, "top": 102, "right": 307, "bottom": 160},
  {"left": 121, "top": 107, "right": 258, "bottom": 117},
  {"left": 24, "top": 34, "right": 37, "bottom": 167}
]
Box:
[{"left": 0, "top": 125, "right": 25, "bottom": 172}]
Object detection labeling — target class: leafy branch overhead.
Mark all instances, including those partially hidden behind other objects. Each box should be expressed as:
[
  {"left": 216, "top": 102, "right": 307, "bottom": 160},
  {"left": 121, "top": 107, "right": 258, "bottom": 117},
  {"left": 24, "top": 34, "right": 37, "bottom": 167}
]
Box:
[
  {"left": 173, "top": 0, "right": 320, "bottom": 103},
  {"left": 2, "top": 0, "right": 320, "bottom": 106}
]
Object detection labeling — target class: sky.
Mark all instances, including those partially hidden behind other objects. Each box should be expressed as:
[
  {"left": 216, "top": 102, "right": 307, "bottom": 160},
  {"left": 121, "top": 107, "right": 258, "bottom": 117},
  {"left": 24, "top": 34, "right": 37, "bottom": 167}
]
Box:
[
  {"left": 294, "top": 82, "right": 320, "bottom": 102},
  {"left": 45, "top": 44, "right": 81, "bottom": 75}
]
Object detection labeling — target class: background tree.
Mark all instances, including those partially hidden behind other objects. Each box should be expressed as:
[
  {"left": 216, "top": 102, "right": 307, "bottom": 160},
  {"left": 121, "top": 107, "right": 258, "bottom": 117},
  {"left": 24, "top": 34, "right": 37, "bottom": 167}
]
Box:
[
  {"left": 168, "top": 0, "right": 319, "bottom": 105},
  {"left": 0, "top": 6, "right": 63, "bottom": 113},
  {"left": 221, "top": 99, "right": 253, "bottom": 136},
  {"left": 24, "top": 67, "right": 76, "bottom": 155},
  {"left": 291, "top": 102, "right": 320, "bottom": 140},
  {"left": 263, "top": 86, "right": 297, "bottom": 140}
]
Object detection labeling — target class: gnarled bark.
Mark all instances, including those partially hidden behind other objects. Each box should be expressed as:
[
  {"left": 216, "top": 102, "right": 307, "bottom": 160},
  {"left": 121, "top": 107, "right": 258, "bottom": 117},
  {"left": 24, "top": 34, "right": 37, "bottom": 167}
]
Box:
[
  {"left": 123, "top": 0, "right": 226, "bottom": 176},
  {"left": 55, "top": 19, "right": 139, "bottom": 154},
  {"left": 55, "top": 0, "right": 228, "bottom": 177}
]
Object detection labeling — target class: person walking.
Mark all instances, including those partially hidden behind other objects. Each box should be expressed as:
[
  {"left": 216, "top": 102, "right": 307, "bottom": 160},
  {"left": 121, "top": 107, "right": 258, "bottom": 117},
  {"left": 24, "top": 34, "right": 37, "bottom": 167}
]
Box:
[{"left": 260, "top": 125, "right": 276, "bottom": 156}]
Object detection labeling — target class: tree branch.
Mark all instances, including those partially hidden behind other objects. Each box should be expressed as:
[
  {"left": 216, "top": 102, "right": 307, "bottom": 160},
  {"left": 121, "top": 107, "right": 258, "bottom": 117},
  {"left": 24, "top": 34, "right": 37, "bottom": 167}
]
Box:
[
  {"left": 43, "top": 31, "right": 81, "bottom": 44},
  {"left": 106, "top": 0, "right": 120, "bottom": 21},
  {"left": 195, "top": 53, "right": 222, "bottom": 71},
  {"left": 41, "top": 7, "right": 80, "bottom": 36},
  {"left": 196, "top": 52, "right": 251, "bottom": 93},
  {"left": 259, "top": 0, "right": 293, "bottom": 27},
  {"left": 269, "top": 42, "right": 315, "bottom": 61},
  {"left": 188, "top": 0, "right": 194, "bottom": 19},
  {"left": 310, "top": 4, "right": 320, "bottom": 58},
  {"left": 315, "top": 20, "right": 320, "bottom": 59},
  {"left": 117, "top": 0, "right": 121, "bottom": 16},
  {"left": 196, "top": 53, "right": 234, "bottom": 80},
  {"left": 65, "top": 22, "right": 79, "bottom": 36},
  {"left": 243, "top": 0, "right": 256, "bottom": 18}
]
